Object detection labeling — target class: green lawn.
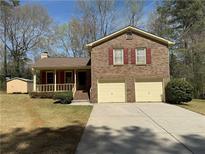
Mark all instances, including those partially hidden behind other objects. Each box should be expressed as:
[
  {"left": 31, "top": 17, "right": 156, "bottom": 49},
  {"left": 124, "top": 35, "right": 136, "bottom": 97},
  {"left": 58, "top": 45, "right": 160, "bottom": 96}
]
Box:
[
  {"left": 178, "top": 99, "right": 205, "bottom": 115},
  {"left": 0, "top": 94, "right": 92, "bottom": 154}
]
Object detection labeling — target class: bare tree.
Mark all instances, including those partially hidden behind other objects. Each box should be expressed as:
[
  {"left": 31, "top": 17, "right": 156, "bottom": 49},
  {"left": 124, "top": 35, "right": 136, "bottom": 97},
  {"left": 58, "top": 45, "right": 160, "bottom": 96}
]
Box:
[
  {"left": 0, "top": 4, "right": 52, "bottom": 76},
  {"left": 147, "top": 10, "right": 173, "bottom": 39},
  {"left": 64, "top": 0, "right": 116, "bottom": 58},
  {"left": 78, "top": 0, "right": 97, "bottom": 41},
  {"left": 67, "top": 18, "right": 90, "bottom": 57},
  {"left": 0, "top": 43, "right": 3, "bottom": 65},
  {"left": 32, "top": 25, "right": 59, "bottom": 59},
  {"left": 0, "top": 0, "right": 19, "bottom": 78},
  {"left": 95, "top": 0, "right": 116, "bottom": 36},
  {"left": 54, "top": 23, "right": 71, "bottom": 56},
  {"left": 78, "top": 0, "right": 116, "bottom": 39},
  {"left": 125, "top": 0, "right": 145, "bottom": 26}
]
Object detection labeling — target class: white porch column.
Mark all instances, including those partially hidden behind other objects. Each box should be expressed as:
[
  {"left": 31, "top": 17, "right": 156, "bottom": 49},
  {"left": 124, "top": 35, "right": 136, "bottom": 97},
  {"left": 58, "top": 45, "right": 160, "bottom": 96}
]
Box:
[
  {"left": 54, "top": 70, "right": 56, "bottom": 91},
  {"left": 33, "top": 69, "right": 36, "bottom": 92},
  {"left": 74, "top": 69, "right": 77, "bottom": 90}
]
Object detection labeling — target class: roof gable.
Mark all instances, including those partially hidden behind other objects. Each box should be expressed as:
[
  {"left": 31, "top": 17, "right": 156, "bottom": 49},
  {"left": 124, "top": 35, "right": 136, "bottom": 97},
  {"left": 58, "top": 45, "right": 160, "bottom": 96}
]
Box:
[{"left": 86, "top": 26, "right": 174, "bottom": 47}]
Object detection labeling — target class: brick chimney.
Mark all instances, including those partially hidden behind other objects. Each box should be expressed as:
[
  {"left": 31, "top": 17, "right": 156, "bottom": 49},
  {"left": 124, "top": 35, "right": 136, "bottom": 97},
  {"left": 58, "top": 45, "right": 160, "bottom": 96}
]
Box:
[{"left": 41, "top": 52, "right": 48, "bottom": 59}]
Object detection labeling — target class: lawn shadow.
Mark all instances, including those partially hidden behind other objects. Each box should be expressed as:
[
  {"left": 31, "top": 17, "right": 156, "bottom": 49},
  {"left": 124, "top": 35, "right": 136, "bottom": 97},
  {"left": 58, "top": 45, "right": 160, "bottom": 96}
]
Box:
[
  {"left": 0, "top": 124, "right": 84, "bottom": 154},
  {"left": 1, "top": 125, "right": 205, "bottom": 154}
]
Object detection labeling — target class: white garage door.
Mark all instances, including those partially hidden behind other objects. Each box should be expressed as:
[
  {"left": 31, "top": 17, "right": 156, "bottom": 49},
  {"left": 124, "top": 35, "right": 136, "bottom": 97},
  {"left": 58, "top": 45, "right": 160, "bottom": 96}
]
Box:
[
  {"left": 98, "top": 81, "right": 125, "bottom": 103},
  {"left": 135, "top": 81, "right": 163, "bottom": 102}
]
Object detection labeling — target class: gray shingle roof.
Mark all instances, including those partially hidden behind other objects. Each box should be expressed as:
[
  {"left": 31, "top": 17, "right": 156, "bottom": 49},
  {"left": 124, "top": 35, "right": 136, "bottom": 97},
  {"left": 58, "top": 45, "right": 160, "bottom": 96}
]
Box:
[{"left": 32, "top": 57, "right": 91, "bottom": 69}]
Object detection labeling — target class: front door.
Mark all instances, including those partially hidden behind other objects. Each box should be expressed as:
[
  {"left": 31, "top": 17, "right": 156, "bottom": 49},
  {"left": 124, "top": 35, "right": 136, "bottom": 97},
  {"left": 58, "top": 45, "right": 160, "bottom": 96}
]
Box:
[{"left": 77, "top": 72, "right": 87, "bottom": 90}]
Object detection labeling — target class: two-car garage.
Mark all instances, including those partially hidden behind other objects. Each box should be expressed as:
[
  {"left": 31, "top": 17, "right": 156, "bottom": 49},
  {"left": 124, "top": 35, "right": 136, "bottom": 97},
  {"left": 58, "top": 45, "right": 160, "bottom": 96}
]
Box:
[{"left": 97, "top": 80, "right": 163, "bottom": 103}]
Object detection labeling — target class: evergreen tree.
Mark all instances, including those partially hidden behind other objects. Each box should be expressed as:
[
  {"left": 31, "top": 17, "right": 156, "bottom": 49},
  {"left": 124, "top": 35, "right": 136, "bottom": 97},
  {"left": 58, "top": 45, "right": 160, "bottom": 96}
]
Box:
[{"left": 148, "top": 0, "right": 205, "bottom": 98}]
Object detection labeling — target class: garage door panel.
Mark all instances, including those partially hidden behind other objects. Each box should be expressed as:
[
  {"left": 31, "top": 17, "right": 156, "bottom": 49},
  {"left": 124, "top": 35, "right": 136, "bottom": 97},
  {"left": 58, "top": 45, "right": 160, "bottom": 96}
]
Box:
[
  {"left": 135, "top": 82, "right": 162, "bottom": 102},
  {"left": 98, "top": 82, "right": 125, "bottom": 103}
]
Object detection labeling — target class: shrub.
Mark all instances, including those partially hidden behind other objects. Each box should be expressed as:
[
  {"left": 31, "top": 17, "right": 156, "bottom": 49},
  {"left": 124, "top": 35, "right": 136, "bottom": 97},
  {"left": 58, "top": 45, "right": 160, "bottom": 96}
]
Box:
[
  {"left": 53, "top": 91, "right": 73, "bottom": 104},
  {"left": 29, "top": 91, "right": 73, "bottom": 104},
  {"left": 29, "top": 92, "right": 55, "bottom": 98},
  {"left": 165, "top": 79, "right": 193, "bottom": 104}
]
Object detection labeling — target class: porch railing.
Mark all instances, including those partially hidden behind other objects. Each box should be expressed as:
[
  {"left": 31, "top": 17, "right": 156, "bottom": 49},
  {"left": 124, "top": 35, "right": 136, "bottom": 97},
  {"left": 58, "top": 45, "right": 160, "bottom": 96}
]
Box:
[{"left": 36, "top": 83, "right": 74, "bottom": 92}]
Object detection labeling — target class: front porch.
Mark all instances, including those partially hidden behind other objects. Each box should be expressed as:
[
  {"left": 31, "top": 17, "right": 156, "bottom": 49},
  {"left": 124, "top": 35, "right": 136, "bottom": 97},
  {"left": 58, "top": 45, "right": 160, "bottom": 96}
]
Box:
[{"left": 32, "top": 69, "right": 91, "bottom": 96}]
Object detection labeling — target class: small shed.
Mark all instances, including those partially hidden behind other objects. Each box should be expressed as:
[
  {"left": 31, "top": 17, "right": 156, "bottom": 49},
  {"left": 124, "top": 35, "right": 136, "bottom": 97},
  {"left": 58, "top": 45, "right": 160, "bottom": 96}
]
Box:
[{"left": 7, "top": 77, "right": 33, "bottom": 94}]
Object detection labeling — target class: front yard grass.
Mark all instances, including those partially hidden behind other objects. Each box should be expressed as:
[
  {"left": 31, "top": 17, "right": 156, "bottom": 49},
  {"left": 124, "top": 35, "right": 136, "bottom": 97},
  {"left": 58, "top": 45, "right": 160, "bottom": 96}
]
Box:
[
  {"left": 0, "top": 94, "right": 92, "bottom": 154},
  {"left": 177, "top": 99, "right": 205, "bottom": 115}
]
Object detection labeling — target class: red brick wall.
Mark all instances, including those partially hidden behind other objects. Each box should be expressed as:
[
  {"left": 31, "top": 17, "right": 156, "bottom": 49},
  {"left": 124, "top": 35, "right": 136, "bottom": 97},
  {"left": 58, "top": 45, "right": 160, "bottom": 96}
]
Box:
[{"left": 90, "top": 32, "right": 170, "bottom": 103}]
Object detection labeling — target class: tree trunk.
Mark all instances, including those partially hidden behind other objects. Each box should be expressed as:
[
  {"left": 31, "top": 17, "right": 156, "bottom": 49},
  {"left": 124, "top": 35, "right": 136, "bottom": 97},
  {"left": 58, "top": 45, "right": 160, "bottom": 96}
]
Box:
[
  {"left": 13, "top": 55, "right": 20, "bottom": 77},
  {"left": 3, "top": 12, "right": 7, "bottom": 78}
]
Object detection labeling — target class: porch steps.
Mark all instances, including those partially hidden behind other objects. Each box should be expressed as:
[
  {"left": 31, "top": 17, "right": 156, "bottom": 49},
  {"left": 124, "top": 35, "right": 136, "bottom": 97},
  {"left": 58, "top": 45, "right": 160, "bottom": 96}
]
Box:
[{"left": 73, "top": 90, "right": 89, "bottom": 101}]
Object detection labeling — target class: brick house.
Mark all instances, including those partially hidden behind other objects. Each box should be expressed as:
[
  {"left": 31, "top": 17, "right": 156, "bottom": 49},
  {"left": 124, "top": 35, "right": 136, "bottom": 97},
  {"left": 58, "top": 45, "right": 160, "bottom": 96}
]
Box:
[{"left": 32, "top": 26, "right": 174, "bottom": 103}]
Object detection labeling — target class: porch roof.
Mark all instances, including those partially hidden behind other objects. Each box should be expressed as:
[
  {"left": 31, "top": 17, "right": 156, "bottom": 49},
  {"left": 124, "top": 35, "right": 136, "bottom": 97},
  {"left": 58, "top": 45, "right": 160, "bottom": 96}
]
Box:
[{"left": 32, "top": 57, "right": 91, "bottom": 69}]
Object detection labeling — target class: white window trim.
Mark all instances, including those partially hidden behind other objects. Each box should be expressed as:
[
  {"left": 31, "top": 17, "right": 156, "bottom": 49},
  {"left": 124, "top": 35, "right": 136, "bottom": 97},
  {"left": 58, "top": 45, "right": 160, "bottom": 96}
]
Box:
[
  {"left": 136, "top": 48, "right": 146, "bottom": 65},
  {"left": 64, "top": 71, "right": 73, "bottom": 83},
  {"left": 46, "top": 71, "right": 54, "bottom": 84},
  {"left": 113, "top": 49, "right": 124, "bottom": 65}
]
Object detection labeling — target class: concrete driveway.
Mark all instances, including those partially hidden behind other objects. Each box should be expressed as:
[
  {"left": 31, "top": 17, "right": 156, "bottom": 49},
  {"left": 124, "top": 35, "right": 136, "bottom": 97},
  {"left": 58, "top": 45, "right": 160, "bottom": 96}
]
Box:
[{"left": 76, "top": 103, "right": 205, "bottom": 154}]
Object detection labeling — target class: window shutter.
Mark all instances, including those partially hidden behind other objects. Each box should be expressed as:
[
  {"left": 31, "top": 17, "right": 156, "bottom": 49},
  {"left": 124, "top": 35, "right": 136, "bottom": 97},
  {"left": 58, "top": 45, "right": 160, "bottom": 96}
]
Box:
[
  {"left": 108, "top": 48, "right": 113, "bottom": 65},
  {"left": 124, "top": 48, "right": 128, "bottom": 64},
  {"left": 131, "top": 48, "right": 136, "bottom": 64},
  {"left": 146, "top": 48, "right": 151, "bottom": 64}
]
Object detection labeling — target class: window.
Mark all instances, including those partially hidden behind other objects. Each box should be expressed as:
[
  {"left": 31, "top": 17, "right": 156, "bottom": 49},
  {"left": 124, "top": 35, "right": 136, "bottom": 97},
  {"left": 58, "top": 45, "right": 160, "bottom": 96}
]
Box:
[
  {"left": 136, "top": 48, "right": 146, "bottom": 64},
  {"left": 65, "top": 71, "right": 73, "bottom": 83},
  {"left": 47, "top": 72, "right": 54, "bottom": 84},
  {"left": 113, "top": 49, "right": 123, "bottom": 65}
]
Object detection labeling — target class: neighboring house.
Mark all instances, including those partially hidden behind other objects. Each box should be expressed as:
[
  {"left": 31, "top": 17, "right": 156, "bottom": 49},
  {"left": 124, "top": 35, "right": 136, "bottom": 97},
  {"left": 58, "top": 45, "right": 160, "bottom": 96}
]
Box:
[
  {"left": 32, "top": 26, "right": 174, "bottom": 103},
  {"left": 7, "top": 77, "right": 33, "bottom": 93}
]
